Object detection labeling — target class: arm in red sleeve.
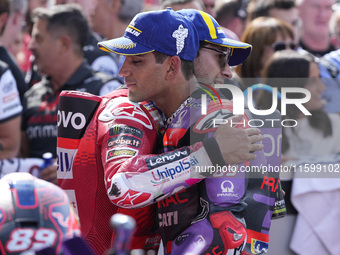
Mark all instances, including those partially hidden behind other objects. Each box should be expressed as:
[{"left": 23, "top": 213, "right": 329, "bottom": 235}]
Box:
[{"left": 97, "top": 97, "right": 224, "bottom": 208}]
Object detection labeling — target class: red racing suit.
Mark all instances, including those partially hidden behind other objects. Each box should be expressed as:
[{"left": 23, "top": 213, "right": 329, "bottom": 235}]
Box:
[{"left": 57, "top": 89, "right": 162, "bottom": 254}]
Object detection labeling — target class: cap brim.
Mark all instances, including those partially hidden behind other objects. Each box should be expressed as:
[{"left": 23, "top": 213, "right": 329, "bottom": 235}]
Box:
[
  {"left": 98, "top": 37, "right": 154, "bottom": 56},
  {"left": 206, "top": 38, "right": 252, "bottom": 66}
]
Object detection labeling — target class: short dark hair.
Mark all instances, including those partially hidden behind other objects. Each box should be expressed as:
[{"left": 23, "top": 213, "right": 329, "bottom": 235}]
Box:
[
  {"left": 0, "top": 0, "right": 10, "bottom": 35},
  {"left": 248, "top": 0, "right": 296, "bottom": 21},
  {"left": 215, "top": 0, "right": 247, "bottom": 26},
  {"left": 0, "top": 0, "right": 10, "bottom": 15},
  {"left": 119, "top": 0, "right": 143, "bottom": 23},
  {"left": 153, "top": 51, "right": 195, "bottom": 81},
  {"left": 32, "top": 4, "right": 89, "bottom": 57}
]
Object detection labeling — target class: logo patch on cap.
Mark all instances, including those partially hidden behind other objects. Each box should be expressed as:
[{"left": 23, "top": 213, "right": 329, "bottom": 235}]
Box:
[
  {"left": 126, "top": 16, "right": 141, "bottom": 37},
  {"left": 172, "top": 25, "right": 188, "bottom": 55},
  {"left": 126, "top": 26, "right": 141, "bottom": 37}
]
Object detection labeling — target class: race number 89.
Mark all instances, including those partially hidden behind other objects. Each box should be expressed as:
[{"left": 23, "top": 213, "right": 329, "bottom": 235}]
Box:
[{"left": 6, "top": 228, "right": 57, "bottom": 252}]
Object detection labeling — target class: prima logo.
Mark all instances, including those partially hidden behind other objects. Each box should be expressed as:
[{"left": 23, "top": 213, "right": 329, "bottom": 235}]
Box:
[
  {"left": 221, "top": 180, "right": 234, "bottom": 193},
  {"left": 217, "top": 180, "right": 238, "bottom": 198}
]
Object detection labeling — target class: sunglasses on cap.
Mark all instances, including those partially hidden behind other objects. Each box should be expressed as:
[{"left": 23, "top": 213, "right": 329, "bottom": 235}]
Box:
[
  {"left": 271, "top": 42, "right": 297, "bottom": 52},
  {"left": 201, "top": 46, "right": 232, "bottom": 69}
]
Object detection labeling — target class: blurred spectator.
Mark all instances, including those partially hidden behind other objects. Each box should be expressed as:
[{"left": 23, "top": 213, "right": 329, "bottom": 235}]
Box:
[
  {"left": 20, "top": 4, "right": 122, "bottom": 183},
  {"left": 56, "top": 0, "right": 97, "bottom": 18},
  {"left": 90, "top": 0, "right": 144, "bottom": 79},
  {"left": 0, "top": 0, "right": 28, "bottom": 104},
  {"left": 311, "top": 4, "right": 340, "bottom": 115},
  {"left": 1, "top": 0, "right": 27, "bottom": 50},
  {"left": 0, "top": 61, "right": 22, "bottom": 160},
  {"left": 7, "top": 29, "right": 24, "bottom": 61},
  {"left": 215, "top": 0, "right": 248, "bottom": 39},
  {"left": 91, "top": 0, "right": 144, "bottom": 40},
  {"left": 162, "top": 0, "right": 240, "bottom": 39},
  {"left": 330, "top": 5, "right": 340, "bottom": 49},
  {"left": 17, "top": 0, "right": 50, "bottom": 75},
  {"left": 319, "top": 49, "right": 340, "bottom": 113},
  {"left": 296, "top": 0, "right": 335, "bottom": 57},
  {"left": 202, "top": 0, "right": 216, "bottom": 17},
  {"left": 46, "top": 0, "right": 120, "bottom": 79},
  {"left": 276, "top": 56, "right": 333, "bottom": 159},
  {"left": 25, "top": 0, "right": 50, "bottom": 33},
  {"left": 260, "top": 50, "right": 340, "bottom": 255},
  {"left": 234, "top": 17, "right": 295, "bottom": 91},
  {"left": 247, "top": 0, "right": 301, "bottom": 46}
]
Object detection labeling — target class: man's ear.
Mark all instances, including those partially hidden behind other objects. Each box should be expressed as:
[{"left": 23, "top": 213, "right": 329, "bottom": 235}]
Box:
[
  {"left": 165, "top": 56, "right": 181, "bottom": 80},
  {"left": 58, "top": 34, "right": 71, "bottom": 53}
]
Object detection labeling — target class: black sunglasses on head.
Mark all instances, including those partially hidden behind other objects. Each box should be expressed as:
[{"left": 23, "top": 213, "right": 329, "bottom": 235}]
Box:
[{"left": 272, "top": 42, "right": 297, "bottom": 52}]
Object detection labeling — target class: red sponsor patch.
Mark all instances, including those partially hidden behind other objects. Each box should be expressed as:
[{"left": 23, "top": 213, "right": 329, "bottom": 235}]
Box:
[
  {"left": 246, "top": 229, "right": 269, "bottom": 243},
  {"left": 107, "top": 135, "right": 141, "bottom": 149},
  {"left": 260, "top": 175, "right": 279, "bottom": 193},
  {"left": 106, "top": 148, "right": 137, "bottom": 161},
  {"left": 3, "top": 92, "right": 18, "bottom": 103}
]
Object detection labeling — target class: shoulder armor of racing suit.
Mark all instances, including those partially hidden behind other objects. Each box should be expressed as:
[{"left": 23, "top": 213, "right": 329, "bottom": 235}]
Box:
[{"left": 98, "top": 96, "right": 153, "bottom": 130}]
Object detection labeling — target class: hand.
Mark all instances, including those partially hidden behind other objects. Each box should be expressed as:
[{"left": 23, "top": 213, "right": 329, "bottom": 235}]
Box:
[
  {"left": 39, "top": 161, "right": 58, "bottom": 185},
  {"left": 214, "top": 120, "right": 263, "bottom": 165}
]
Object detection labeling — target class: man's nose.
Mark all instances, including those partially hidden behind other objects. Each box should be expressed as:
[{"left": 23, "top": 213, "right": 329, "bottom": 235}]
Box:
[
  {"left": 221, "top": 64, "right": 233, "bottom": 79},
  {"left": 118, "top": 61, "right": 130, "bottom": 77}
]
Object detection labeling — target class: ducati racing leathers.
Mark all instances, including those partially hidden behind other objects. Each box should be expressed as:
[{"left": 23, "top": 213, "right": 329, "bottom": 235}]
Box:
[{"left": 57, "top": 89, "right": 161, "bottom": 255}]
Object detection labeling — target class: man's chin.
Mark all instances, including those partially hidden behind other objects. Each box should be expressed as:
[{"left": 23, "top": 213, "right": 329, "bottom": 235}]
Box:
[
  {"left": 127, "top": 91, "right": 139, "bottom": 103},
  {"left": 197, "top": 78, "right": 214, "bottom": 86}
]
